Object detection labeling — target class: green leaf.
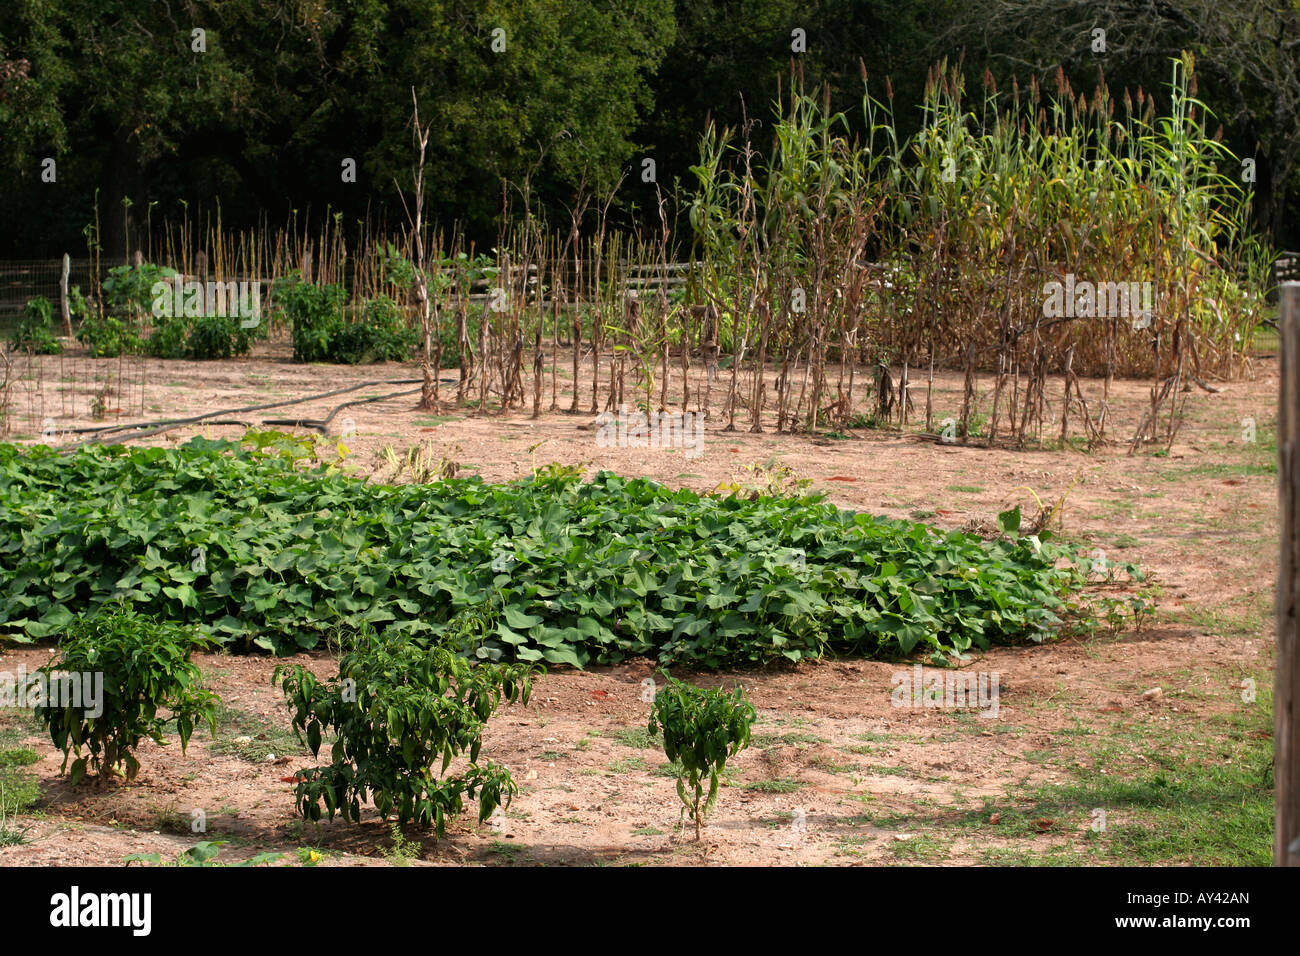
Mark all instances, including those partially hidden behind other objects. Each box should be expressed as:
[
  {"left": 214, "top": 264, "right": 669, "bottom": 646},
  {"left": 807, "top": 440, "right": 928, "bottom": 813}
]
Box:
[{"left": 997, "top": 506, "right": 1021, "bottom": 534}]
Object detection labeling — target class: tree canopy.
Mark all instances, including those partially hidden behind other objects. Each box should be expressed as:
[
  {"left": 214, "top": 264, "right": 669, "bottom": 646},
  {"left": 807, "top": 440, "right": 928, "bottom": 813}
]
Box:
[{"left": 0, "top": 0, "right": 1295, "bottom": 256}]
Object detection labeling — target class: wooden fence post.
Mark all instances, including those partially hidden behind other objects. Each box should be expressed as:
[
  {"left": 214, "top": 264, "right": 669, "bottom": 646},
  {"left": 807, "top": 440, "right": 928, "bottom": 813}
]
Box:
[
  {"left": 59, "top": 253, "right": 71, "bottom": 336},
  {"left": 1278, "top": 280, "right": 1300, "bottom": 866}
]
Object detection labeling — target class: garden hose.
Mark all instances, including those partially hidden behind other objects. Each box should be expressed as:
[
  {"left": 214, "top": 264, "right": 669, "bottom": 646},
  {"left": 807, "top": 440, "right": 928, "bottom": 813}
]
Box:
[{"left": 59, "top": 376, "right": 456, "bottom": 447}]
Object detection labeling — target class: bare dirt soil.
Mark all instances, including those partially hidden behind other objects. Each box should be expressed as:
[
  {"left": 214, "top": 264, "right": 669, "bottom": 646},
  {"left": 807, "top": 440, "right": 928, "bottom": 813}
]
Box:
[{"left": 0, "top": 343, "right": 1278, "bottom": 866}]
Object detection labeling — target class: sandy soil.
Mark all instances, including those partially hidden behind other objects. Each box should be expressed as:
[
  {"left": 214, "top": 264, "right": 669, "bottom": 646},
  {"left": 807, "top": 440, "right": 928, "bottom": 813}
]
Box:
[{"left": 0, "top": 341, "right": 1278, "bottom": 866}]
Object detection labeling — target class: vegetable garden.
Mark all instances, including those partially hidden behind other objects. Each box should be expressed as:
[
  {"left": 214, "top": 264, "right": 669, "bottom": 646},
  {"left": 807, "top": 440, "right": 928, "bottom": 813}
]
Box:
[{"left": 0, "top": 55, "right": 1277, "bottom": 867}]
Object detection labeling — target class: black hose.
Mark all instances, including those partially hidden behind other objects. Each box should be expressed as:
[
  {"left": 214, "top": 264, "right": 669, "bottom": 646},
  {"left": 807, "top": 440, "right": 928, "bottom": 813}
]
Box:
[
  {"left": 263, "top": 386, "right": 426, "bottom": 434},
  {"left": 64, "top": 376, "right": 457, "bottom": 447}
]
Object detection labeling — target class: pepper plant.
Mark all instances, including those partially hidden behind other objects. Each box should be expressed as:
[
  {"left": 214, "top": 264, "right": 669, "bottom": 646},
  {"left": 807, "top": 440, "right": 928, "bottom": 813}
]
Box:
[
  {"left": 35, "top": 604, "right": 219, "bottom": 784},
  {"left": 649, "top": 675, "right": 756, "bottom": 841},
  {"left": 275, "top": 625, "right": 536, "bottom": 836}
]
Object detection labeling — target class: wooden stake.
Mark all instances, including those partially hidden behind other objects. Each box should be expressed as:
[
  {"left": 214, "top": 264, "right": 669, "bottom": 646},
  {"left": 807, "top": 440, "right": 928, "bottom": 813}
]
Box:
[
  {"left": 59, "top": 253, "right": 72, "bottom": 337},
  {"left": 1277, "top": 281, "right": 1300, "bottom": 866}
]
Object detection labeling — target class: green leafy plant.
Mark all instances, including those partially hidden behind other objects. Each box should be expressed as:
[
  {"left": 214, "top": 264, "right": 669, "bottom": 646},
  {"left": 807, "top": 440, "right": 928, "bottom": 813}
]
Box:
[
  {"left": 185, "top": 312, "right": 255, "bottom": 360},
  {"left": 9, "top": 297, "right": 62, "bottom": 354},
  {"left": 101, "top": 262, "right": 176, "bottom": 327},
  {"left": 648, "top": 675, "right": 756, "bottom": 841},
  {"left": 275, "top": 625, "right": 535, "bottom": 836},
  {"left": 34, "top": 604, "right": 219, "bottom": 784},
  {"left": 273, "top": 274, "right": 346, "bottom": 362},
  {"left": 377, "top": 242, "right": 417, "bottom": 292},
  {"left": 0, "top": 435, "right": 1122, "bottom": 662},
  {"left": 76, "top": 313, "right": 138, "bottom": 357},
  {"left": 144, "top": 313, "right": 190, "bottom": 358},
  {"left": 381, "top": 823, "right": 421, "bottom": 865},
  {"left": 125, "top": 841, "right": 282, "bottom": 867},
  {"left": 0, "top": 748, "right": 38, "bottom": 768},
  {"left": 296, "top": 846, "right": 324, "bottom": 866},
  {"left": 329, "top": 295, "right": 417, "bottom": 364}
]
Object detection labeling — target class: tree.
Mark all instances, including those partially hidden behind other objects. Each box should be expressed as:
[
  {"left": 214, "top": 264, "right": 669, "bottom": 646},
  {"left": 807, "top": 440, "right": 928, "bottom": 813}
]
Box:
[
  {"left": 0, "top": 0, "right": 676, "bottom": 255},
  {"left": 942, "top": 0, "right": 1300, "bottom": 246}
]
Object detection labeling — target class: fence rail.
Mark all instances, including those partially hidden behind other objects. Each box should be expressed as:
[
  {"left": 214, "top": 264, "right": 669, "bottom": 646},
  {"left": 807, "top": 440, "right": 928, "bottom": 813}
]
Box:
[
  {"left": 0, "top": 257, "right": 707, "bottom": 320},
  {"left": 1278, "top": 252, "right": 1300, "bottom": 286},
  {"left": 0, "top": 259, "right": 117, "bottom": 319}
]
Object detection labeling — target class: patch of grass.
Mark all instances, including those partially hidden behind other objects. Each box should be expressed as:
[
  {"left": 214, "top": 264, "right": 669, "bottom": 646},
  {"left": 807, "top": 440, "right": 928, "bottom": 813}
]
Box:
[
  {"left": 0, "top": 768, "right": 39, "bottom": 815},
  {"left": 1157, "top": 461, "right": 1274, "bottom": 481},
  {"left": 750, "top": 731, "right": 828, "bottom": 748},
  {"left": 851, "top": 730, "right": 908, "bottom": 743},
  {"left": 602, "top": 727, "right": 658, "bottom": 749},
  {"left": 414, "top": 415, "right": 456, "bottom": 427},
  {"left": 977, "top": 843, "right": 1094, "bottom": 866},
  {"left": 771, "top": 715, "right": 814, "bottom": 729},
  {"left": 631, "top": 826, "right": 663, "bottom": 836},
  {"left": 149, "top": 806, "right": 195, "bottom": 836},
  {"left": 538, "top": 751, "right": 566, "bottom": 762},
  {"left": 0, "top": 764, "right": 37, "bottom": 847},
  {"left": 1177, "top": 600, "right": 1271, "bottom": 639},
  {"left": 0, "top": 748, "right": 39, "bottom": 768},
  {"left": 739, "top": 778, "right": 803, "bottom": 793},
  {"left": 888, "top": 833, "right": 952, "bottom": 863},
  {"left": 607, "top": 755, "right": 648, "bottom": 774},
  {"left": 946, "top": 484, "right": 985, "bottom": 494},
  {"left": 486, "top": 840, "right": 523, "bottom": 862},
  {"left": 0, "top": 712, "right": 43, "bottom": 749},
  {"left": 208, "top": 705, "right": 308, "bottom": 763},
  {"left": 883, "top": 683, "right": 1273, "bottom": 865},
  {"left": 859, "top": 765, "right": 920, "bottom": 779},
  {"left": 0, "top": 764, "right": 40, "bottom": 843},
  {"left": 1110, "top": 534, "right": 1142, "bottom": 549},
  {"left": 836, "top": 834, "right": 874, "bottom": 856},
  {"left": 284, "top": 816, "right": 309, "bottom": 842}
]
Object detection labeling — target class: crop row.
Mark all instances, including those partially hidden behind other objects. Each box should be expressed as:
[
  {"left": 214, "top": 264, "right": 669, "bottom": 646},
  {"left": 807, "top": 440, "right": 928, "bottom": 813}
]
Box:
[{"left": 0, "top": 436, "right": 1106, "bottom": 666}]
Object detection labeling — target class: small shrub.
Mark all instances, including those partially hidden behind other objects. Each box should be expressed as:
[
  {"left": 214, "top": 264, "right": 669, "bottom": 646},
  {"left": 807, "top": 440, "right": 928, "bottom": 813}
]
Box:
[
  {"left": 34, "top": 604, "right": 219, "bottom": 784},
  {"left": 9, "top": 297, "right": 62, "bottom": 354},
  {"left": 328, "top": 295, "right": 417, "bottom": 364},
  {"left": 274, "top": 275, "right": 346, "bottom": 362},
  {"left": 377, "top": 242, "right": 417, "bottom": 291},
  {"left": 186, "top": 313, "right": 255, "bottom": 360},
  {"left": 275, "top": 626, "right": 536, "bottom": 836},
  {"left": 144, "top": 314, "right": 190, "bottom": 358},
  {"left": 76, "top": 313, "right": 137, "bottom": 357},
  {"left": 649, "top": 675, "right": 756, "bottom": 841},
  {"left": 102, "top": 263, "right": 176, "bottom": 326},
  {"left": 381, "top": 823, "right": 421, "bottom": 866}
]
